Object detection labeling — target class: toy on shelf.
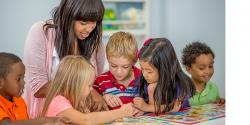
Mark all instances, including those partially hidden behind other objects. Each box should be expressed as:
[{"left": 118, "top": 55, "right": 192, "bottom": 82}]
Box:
[{"left": 103, "top": 8, "right": 118, "bottom": 30}]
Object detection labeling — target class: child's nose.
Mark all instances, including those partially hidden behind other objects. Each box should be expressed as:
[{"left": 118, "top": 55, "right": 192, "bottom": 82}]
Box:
[
  {"left": 204, "top": 68, "right": 210, "bottom": 74},
  {"left": 21, "top": 79, "right": 25, "bottom": 86},
  {"left": 117, "top": 68, "right": 122, "bottom": 74}
]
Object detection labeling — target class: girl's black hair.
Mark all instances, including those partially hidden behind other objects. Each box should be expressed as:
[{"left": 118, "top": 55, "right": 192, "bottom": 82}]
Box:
[
  {"left": 138, "top": 38, "right": 195, "bottom": 114},
  {"left": 44, "top": 0, "right": 104, "bottom": 60}
]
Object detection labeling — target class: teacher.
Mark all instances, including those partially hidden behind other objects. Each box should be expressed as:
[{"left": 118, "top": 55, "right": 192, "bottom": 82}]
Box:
[{"left": 23, "top": 0, "right": 107, "bottom": 118}]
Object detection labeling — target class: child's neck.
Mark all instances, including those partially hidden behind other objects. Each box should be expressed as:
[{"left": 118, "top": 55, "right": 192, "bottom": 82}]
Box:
[
  {"left": 0, "top": 94, "right": 13, "bottom": 102},
  {"left": 117, "top": 71, "right": 134, "bottom": 87},
  {"left": 192, "top": 79, "right": 206, "bottom": 93}
]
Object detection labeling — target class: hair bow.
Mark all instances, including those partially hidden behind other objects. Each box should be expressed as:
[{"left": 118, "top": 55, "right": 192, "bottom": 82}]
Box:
[{"left": 137, "top": 38, "right": 153, "bottom": 59}]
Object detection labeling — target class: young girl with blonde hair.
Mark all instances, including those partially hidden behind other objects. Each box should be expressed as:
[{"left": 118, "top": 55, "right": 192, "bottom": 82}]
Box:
[{"left": 41, "top": 55, "right": 138, "bottom": 124}]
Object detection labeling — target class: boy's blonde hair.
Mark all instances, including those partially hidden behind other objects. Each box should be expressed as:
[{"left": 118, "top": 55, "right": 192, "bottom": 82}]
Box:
[
  {"left": 106, "top": 32, "right": 138, "bottom": 63},
  {"left": 41, "top": 55, "right": 96, "bottom": 116}
]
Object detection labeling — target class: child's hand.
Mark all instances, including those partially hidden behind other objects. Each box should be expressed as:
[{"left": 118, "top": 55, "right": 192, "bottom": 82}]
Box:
[
  {"left": 134, "top": 109, "right": 145, "bottom": 117},
  {"left": 120, "top": 103, "right": 139, "bottom": 117},
  {"left": 170, "top": 100, "right": 182, "bottom": 112},
  {"left": 103, "top": 94, "right": 123, "bottom": 108},
  {"left": 213, "top": 98, "right": 225, "bottom": 105},
  {"left": 133, "top": 97, "right": 147, "bottom": 110}
]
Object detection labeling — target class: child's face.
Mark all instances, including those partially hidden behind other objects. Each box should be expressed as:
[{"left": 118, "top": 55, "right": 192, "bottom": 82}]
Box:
[
  {"left": 82, "top": 75, "right": 95, "bottom": 98},
  {"left": 108, "top": 56, "right": 134, "bottom": 82},
  {"left": 186, "top": 54, "right": 214, "bottom": 84},
  {"left": 0, "top": 62, "right": 25, "bottom": 99},
  {"left": 139, "top": 60, "right": 159, "bottom": 84}
]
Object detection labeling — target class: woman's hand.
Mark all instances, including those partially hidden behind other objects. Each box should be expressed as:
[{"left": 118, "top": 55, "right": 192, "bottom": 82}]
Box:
[{"left": 103, "top": 94, "right": 123, "bottom": 108}]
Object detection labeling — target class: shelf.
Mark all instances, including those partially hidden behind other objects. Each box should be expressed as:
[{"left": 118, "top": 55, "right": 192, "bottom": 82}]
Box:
[
  {"left": 102, "top": 0, "right": 149, "bottom": 42},
  {"left": 103, "top": 20, "right": 145, "bottom": 25},
  {"left": 103, "top": 0, "right": 146, "bottom": 3}
]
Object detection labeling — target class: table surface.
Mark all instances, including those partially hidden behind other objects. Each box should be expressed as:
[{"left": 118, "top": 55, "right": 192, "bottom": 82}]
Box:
[{"left": 108, "top": 104, "right": 225, "bottom": 125}]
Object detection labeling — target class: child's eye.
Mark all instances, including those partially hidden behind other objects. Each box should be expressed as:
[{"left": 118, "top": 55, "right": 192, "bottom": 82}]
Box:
[
  {"left": 199, "top": 67, "right": 205, "bottom": 70},
  {"left": 209, "top": 65, "right": 214, "bottom": 68},
  {"left": 122, "top": 66, "right": 129, "bottom": 69},
  {"left": 111, "top": 65, "right": 117, "bottom": 68},
  {"left": 16, "top": 77, "right": 21, "bottom": 81},
  {"left": 80, "top": 21, "right": 87, "bottom": 25}
]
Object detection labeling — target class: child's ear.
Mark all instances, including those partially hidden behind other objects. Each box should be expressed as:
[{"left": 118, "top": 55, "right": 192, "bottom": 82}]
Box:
[
  {"left": 185, "top": 66, "right": 192, "bottom": 74},
  {"left": 131, "top": 60, "right": 137, "bottom": 66}
]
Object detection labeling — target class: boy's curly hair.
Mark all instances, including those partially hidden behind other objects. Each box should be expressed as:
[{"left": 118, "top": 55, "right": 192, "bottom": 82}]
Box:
[{"left": 181, "top": 41, "right": 215, "bottom": 67}]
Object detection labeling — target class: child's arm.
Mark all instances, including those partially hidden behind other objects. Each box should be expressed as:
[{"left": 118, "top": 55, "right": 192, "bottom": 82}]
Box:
[
  {"left": 103, "top": 94, "right": 123, "bottom": 108},
  {"left": 90, "top": 89, "right": 109, "bottom": 111},
  {"left": 56, "top": 103, "right": 138, "bottom": 125},
  {"left": 147, "top": 83, "right": 156, "bottom": 105},
  {"left": 0, "top": 117, "right": 71, "bottom": 125},
  {"left": 134, "top": 97, "right": 182, "bottom": 113},
  {"left": 133, "top": 97, "right": 165, "bottom": 112}
]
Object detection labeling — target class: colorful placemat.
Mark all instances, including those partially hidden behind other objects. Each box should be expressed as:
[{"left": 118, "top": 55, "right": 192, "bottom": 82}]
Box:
[
  {"left": 107, "top": 104, "right": 225, "bottom": 125},
  {"left": 146, "top": 104, "right": 225, "bottom": 124}
]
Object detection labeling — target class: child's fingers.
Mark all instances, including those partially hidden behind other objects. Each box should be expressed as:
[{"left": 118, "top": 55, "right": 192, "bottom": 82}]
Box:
[
  {"left": 106, "top": 97, "right": 115, "bottom": 107},
  {"left": 112, "top": 96, "right": 121, "bottom": 106},
  {"left": 102, "top": 103, "right": 110, "bottom": 110},
  {"left": 109, "top": 99, "right": 116, "bottom": 107},
  {"left": 220, "top": 98, "right": 225, "bottom": 104},
  {"left": 134, "top": 97, "right": 142, "bottom": 100},
  {"left": 108, "top": 96, "right": 117, "bottom": 107},
  {"left": 59, "top": 117, "right": 71, "bottom": 124},
  {"left": 134, "top": 97, "right": 144, "bottom": 104},
  {"left": 132, "top": 107, "right": 139, "bottom": 115},
  {"left": 116, "top": 96, "right": 123, "bottom": 106},
  {"left": 98, "top": 102, "right": 109, "bottom": 111}
]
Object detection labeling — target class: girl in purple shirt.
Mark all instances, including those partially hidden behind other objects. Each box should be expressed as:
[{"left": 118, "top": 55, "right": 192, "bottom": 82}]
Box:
[{"left": 133, "top": 38, "right": 195, "bottom": 115}]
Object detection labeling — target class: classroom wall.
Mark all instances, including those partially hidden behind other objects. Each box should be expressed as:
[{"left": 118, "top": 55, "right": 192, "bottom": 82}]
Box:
[
  {"left": 0, "top": 0, "right": 225, "bottom": 97},
  {"left": 0, "top": 0, "right": 59, "bottom": 58},
  {"left": 150, "top": 0, "right": 225, "bottom": 97}
]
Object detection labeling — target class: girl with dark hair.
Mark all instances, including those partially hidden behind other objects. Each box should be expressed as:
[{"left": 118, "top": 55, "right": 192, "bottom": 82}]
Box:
[
  {"left": 23, "top": 0, "right": 107, "bottom": 118},
  {"left": 133, "top": 38, "right": 196, "bottom": 114}
]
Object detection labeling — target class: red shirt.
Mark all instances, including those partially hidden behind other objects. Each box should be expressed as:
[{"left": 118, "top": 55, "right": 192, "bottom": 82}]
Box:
[{"left": 93, "top": 66, "right": 141, "bottom": 109}]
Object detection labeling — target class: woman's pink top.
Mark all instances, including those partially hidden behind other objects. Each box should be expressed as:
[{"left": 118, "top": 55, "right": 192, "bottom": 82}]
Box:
[{"left": 23, "top": 21, "right": 105, "bottom": 118}]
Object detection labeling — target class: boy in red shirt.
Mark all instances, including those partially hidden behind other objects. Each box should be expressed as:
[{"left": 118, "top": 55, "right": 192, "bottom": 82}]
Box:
[{"left": 93, "top": 32, "right": 141, "bottom": 109}]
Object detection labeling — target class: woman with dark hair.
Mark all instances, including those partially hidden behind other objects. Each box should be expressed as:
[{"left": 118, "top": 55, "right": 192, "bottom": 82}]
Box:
[
  {"left": 133, "top": 38, "right": 196, "bottom": 114},
  {"left": 23, "top": 0, "right": 107, "bottom": 118}
]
